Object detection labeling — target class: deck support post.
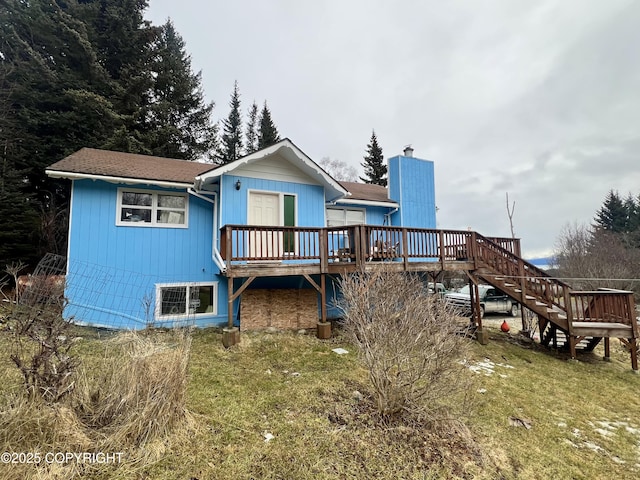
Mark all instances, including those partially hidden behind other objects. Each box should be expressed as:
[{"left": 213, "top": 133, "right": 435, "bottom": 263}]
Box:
[
  {"left": 603, "top": 337, "right": 611, "bottom": 361},
  {"left": 224, "top": 276, "right": 256, "bottom": 348},
  {"left": 316, "top": 274, "right": 331, "bottom": 339},
  {"left": 630, "top": 338, "right": 638, "bottom": 371},
  {"left": 568, "top": 336, "right": 578, "bottom": 361}
]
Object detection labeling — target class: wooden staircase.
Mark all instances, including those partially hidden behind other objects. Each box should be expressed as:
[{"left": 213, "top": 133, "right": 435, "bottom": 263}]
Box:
[{"left": 469, "top": 233, "right": 639, "bottom": 370}]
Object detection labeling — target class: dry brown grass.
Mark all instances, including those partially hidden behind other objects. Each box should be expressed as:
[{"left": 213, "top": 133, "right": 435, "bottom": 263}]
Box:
[{"left": 0, "top": 329, "right": 195, "bottom": 480}]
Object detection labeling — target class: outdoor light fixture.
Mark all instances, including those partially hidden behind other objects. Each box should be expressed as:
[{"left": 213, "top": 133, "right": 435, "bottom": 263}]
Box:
[{"left": 235, "top": 180, "right": 241, "bottom": 190}]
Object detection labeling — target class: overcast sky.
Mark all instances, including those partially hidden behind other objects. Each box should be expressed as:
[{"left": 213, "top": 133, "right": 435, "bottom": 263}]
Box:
[{"left": 146, "top": 0, "right": 640, "bottom": 258}]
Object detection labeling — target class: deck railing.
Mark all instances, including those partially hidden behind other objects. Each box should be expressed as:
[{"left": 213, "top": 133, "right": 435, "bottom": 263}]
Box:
[
  {"left": 220, "top": 224, "right": 487, "bottom": 269},
  {"left": 571, "top": 289, "right": 637, "bottom": 327}
]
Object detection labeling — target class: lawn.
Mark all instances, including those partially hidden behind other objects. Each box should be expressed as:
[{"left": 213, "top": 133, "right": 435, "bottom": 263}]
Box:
[{"left": 0, "top": 323, "right": 639, "bottom": 479}]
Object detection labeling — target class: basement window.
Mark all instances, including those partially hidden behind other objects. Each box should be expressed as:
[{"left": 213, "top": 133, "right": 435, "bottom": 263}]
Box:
[
  {"left": 155, "top": 282, "right": 217, "bottom": 318},
  {"left": 117, "top": 188, "right": 188, "bottom": 228}
]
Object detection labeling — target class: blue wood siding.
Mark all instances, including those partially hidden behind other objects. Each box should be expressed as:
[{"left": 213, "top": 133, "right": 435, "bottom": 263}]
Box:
[
  {"left": 388, "top": 155, "right": 436, "bottom": 228},
  {"left": 219, "top": 174, "right": 326, "bottom": 227},
  {"left": 65, "top": 179, "right": 228, "bottom": 329}
]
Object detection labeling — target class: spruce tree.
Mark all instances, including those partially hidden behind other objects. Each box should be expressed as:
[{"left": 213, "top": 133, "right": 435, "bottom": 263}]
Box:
[
  {"left": 257, "top": 102, "right": 280, "bottom": 149},
  {"left": 360, "top": 130, "right": 387, "bottom": 186},
  {"left": 219, "top": 81, "right": 243, "bottom": 164},
  {"left": 244, "top": 101, "right": 259, "bottom": 155},
  {"left": 594, "top": 190, "right": 628, "bottom": 233},
  {"left": 142, "top": 20, "right": 218, "bottom": 161},
  {"left": 0, "top": 0, "right": 219, "bottom": 265}
]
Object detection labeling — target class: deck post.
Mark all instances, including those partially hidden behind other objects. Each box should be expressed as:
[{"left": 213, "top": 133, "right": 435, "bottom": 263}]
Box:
[
  {"left": 402, "top": 228, "right": 408, "bottom": 270},
  {"left": 518, "top": 258, "right": 526, "bottom": 331},
  {"left": 316, "top": 274, "right": 331, "bottom": 339},
  {"left": 568, "top": 336, "right": 577, "bottom": 361},
  {"left": 227, "top": 278, "right": 234, "bottom": 328},
  {"left": 353, "top": 226, "right": 362, "bottom": 265},
  {"left": 439, "top": 230, "right": 445, "bottom": 271},
  {"left": 630, "top": 339, "right": 638, "bottom": 371},
  {"left": 603, "top": 337, "right": 610, "bottom": 361},
  {"left": 223, "top": 277, "right": 239, "bottom": 348},
  {"left": 319, "top": 228, "right": 328, "bottom": 273}
]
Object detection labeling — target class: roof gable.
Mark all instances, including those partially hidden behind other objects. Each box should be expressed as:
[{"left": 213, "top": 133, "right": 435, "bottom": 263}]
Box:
[{"left": 195, "top": 138, "right": 348, "bottom": 201}]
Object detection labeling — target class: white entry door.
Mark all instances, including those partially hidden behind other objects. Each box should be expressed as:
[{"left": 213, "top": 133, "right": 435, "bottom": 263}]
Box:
[{"left": 248, "top": 192, "right": 281, "bottom": 258}]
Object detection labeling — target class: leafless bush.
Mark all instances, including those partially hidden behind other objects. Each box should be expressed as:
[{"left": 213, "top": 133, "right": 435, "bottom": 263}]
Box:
[
  {"left": 4, "top": 263, "right": 78, "bottom": 403},
  {"left": 339, "top": 267, "right": 474, "bottom": 422}
]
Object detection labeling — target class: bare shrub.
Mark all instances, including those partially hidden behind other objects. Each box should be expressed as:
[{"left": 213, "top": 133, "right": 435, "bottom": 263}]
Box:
[
  {"left": 339, "top": 267, "right": 474, "bottom": 422},
  {"left": 4, "top": 263, "right": 78, "bottom": 403}
]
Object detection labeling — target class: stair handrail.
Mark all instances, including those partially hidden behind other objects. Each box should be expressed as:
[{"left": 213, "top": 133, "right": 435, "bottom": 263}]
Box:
[{"left": 472, "top": 233, "right": 572, "bottom": 314}]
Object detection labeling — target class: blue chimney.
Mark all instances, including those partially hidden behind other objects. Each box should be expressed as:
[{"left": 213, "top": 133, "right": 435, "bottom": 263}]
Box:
[{"left": 387, "top": 146, "right": 436, "bottom": 228}]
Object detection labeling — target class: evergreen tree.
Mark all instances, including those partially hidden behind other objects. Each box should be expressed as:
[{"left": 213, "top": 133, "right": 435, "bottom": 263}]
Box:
[
  {"left": 244, "top": 101, "right": 259, "bottom": 155},
  {"left": 0, "top": 0, "right": 119, "bottom": 264},
  {"left": 143, "top": 20, "right": 218, "bottom": 161},
  {"left": 360, "top": 130, "right": 387, "bottom": 186},
  {"left": 624, "top": 193, "right": 640, "bottom": 232},
  {"left": 0, "top": 0, "right": 218, "bottom": 266},
  {"left": 594, "top": 190, "right": 628, "bottom": 233},
  {"left": 257, "top": 102, "right": 280, "bottom": 149},
  {"left": 219, "top": 81, "right": 243, "bottom": 164}
]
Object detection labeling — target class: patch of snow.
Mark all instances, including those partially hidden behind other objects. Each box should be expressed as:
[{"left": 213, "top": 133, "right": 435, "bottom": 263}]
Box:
[
  {"left": 557, "top": 422, "right": 567, "bottom": 428},
  {"left": 583, "top": 441, "right": 604, "bottom": 453},
  {"left": 332, "top": 348, "right": 349, "bottom": 355}
]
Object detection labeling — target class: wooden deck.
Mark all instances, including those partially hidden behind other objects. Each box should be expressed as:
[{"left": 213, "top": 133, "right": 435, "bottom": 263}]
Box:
[{"left": 219, "top": 224, "right": 639, "bottom": 369}]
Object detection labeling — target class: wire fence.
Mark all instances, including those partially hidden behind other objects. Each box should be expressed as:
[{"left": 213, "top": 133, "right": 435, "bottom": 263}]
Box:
[{"left": 16, "top": 253, "right": 199, "bottom": 330}]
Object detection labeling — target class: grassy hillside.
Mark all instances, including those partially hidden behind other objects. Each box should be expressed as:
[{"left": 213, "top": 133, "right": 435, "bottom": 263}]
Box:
[{"left": 0, "top": 324, "right": 638, "bottom": 479}]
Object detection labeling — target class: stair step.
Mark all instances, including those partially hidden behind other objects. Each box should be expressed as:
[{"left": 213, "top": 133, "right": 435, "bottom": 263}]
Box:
[
  {"left": 525, "top": 295, "right": 536, "bottom": 300},
  {"left": 504, "top": 283, "right": 516, "bottom": 288},
  {"left": 514, "top": 289, "right": 522, "bottom": 293}
]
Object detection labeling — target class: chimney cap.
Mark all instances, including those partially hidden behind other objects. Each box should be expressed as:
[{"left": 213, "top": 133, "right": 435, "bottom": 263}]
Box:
[{"left": 403, "top": 145, "right": 414, "bottom": 157}]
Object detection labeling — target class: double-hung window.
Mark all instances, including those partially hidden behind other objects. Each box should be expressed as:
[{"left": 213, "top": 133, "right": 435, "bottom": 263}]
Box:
[{"left": 117, "top": 188, "right": 188, "bottom": 227}]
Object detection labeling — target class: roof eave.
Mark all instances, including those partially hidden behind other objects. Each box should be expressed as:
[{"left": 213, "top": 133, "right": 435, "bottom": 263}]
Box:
[
  {"left": 45, "top": 170, "right": 193, "bottom": 189},
  {"left": 332, "top": 198, "right": 399, "bottom": 208}
]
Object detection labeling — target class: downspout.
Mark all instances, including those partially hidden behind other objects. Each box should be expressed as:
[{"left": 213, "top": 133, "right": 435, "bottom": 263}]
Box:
[
  {"left": 384, "top": 207, "right": 398, "bottom": 225},
  {"left": 187, "top": 188, "right": 226, "bottom": 272}
]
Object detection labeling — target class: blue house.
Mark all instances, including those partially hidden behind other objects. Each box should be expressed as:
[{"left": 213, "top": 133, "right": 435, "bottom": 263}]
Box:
[{"left": 46, "top": 139, "right": 437, "bottom": 332}]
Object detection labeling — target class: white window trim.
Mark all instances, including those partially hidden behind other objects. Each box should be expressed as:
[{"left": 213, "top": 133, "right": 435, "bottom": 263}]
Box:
[
  {"left": 326, "top": 206, "right": 366, "bottom": 226},
  {"left": 247, "top": 189, "right": 299, "bottom": 256},
  {"left": 246, "top": 188, "right": 298, "bottom": 226},
  {"left": 154, "top": 282, "right": 218, "bottom": 320},
  {"left": 116, "top": 187, "right": 189, "bottom": 228}
]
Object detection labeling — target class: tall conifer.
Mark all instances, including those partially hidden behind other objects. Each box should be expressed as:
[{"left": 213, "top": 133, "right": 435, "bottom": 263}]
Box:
[
  {"left": 360, "top": 130, "right": 387, "bottom": 186},
  {"left": 219, "top": 81, "right": 243, "bottom": 164},
  {"left": 257, "top": 102, "right": 280, "bottom": 149}
]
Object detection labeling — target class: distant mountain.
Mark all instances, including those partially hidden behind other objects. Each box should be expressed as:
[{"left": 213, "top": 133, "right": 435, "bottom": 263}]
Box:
[{"left": 526, "top": 257, "right": 553, "bottom": 269}]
